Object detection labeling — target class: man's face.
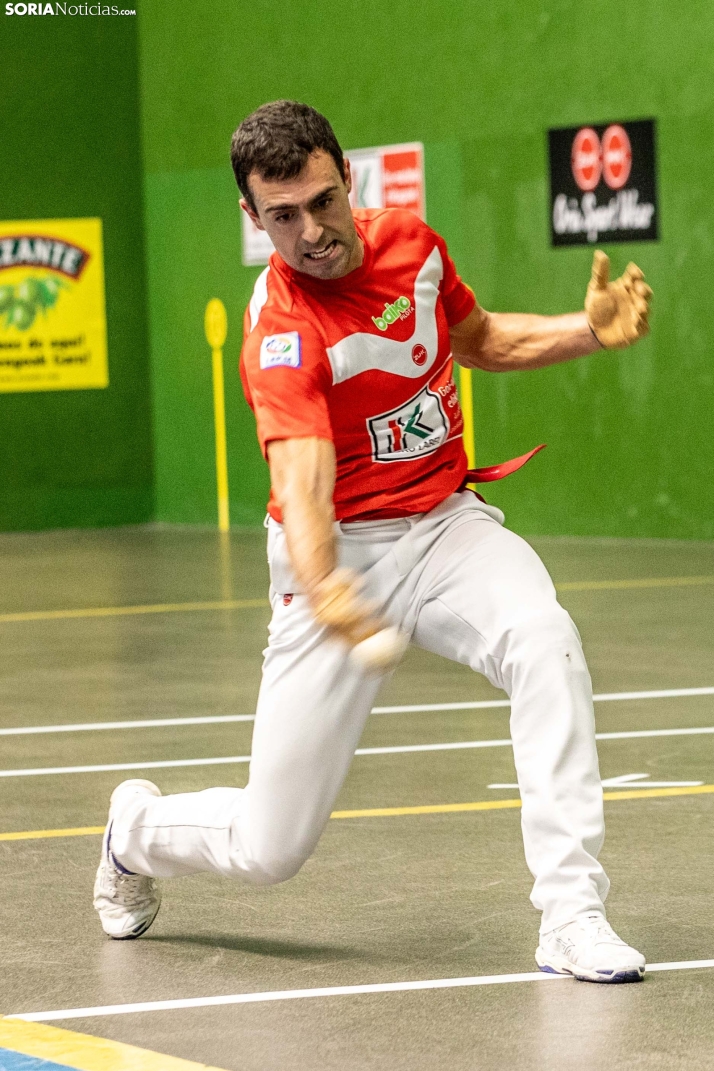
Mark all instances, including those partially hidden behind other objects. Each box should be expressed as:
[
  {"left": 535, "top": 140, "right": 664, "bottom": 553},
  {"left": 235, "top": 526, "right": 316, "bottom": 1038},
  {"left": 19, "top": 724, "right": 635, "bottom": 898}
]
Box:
[{"left": 241, "top": 149, "right": 362, "bottom": 280}]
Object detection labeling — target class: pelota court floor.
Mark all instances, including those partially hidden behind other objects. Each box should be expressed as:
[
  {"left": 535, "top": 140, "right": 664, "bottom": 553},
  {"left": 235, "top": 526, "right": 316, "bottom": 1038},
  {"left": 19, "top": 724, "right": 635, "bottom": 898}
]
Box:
[{"left": 1, "top": 524, "right": 714, "bottom": 1071}]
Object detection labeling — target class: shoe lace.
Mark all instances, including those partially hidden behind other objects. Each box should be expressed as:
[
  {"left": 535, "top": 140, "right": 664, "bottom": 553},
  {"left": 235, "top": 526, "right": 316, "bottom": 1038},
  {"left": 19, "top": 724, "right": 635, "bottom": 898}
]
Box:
[
  {"left": 580, "top": 914, "right": 625, "bottom": 946},
  {"left": 105, "top": 866, "right": 153, "bottom": 907}
]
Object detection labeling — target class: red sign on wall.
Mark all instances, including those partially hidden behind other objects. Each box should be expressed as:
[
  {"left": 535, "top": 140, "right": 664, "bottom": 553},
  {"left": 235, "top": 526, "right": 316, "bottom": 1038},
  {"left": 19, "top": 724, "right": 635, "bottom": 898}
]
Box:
[
  {"left": 347, "top": 142, "right": 425, "bottom": 220},
  {"left": 381, "top": 148, "right": 424, "bottom": 215},
  {"left": 601, "top": 125, "right": 632, "bottom": 190},
  {"left": 571, "top": 127, "right": 602, "bottom": 191},
  {"left": 570, "top": 125, "right": 634, "bottom": 193}
]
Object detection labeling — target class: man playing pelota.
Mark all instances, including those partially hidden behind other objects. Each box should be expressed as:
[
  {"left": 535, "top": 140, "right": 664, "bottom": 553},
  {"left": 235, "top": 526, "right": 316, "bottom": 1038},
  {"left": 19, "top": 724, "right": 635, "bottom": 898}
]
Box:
[{"left": 94, "top": 100, "right": 653, "bottom": 984}]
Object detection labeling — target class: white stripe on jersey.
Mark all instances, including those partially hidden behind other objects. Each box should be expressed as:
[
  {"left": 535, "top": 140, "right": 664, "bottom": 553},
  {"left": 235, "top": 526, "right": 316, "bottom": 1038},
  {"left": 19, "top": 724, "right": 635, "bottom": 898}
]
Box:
[
  {"left": 248, "top": 266, "right": 271, "bottom": 333},
  {"left": 326, "top": 246, "right": 443, "bottom": 384}
]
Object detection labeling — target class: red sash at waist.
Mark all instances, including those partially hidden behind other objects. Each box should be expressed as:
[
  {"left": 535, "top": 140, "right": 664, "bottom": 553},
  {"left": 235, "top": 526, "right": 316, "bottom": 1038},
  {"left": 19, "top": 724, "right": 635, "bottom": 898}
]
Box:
[
  {"left": 465, "top": 444, "right": 546, "bottom": 484},
  {"left": 459, "top": 444, "right": 546, "bottom": 500}
]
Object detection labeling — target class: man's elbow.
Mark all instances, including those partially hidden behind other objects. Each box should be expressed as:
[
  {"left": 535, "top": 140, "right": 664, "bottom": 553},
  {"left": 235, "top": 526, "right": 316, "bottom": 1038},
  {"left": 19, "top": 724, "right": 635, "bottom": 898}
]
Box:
[
  {"left": 453, "top": 346, "right": 503, "bottom": 373},
  {"left": 451, "top": 312, "right": 497, "bottom": 371},
  {"left": 273, "top": 471, "right": 334, "bottom": 521}
]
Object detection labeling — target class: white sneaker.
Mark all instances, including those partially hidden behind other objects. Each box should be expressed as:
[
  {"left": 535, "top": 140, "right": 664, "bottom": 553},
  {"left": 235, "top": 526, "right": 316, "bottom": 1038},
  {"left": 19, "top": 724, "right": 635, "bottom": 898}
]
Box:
[
  {"left": 93, "top": 779, "right": 162, "bottom": 940},
  {"left": 536, "top": 913, "right": 646, "bottom": 983}
]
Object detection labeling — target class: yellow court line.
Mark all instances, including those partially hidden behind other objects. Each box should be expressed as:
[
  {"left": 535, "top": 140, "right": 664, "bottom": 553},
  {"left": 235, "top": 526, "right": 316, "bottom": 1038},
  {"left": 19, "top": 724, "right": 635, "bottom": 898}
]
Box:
[
  {"left": 331, "top": 799, "right": 523, "bottom": 818},
  {"left": 333, "top": 783, "right": 714, "bottom": 817},
  {"left": 0, "top": 577, "right": 711, "bottom": 624},
  {"left": 0, "top": 826, "right": 105, "bottom": 841},
  {"left": 4, "top": 785, "right": 714, "bottom": 842},
  {"left": 0, "top": 1017, "right": 228, "bottom": 1071},
  {"left": 0, "top": 598, "right": 269, "bottom": 624},
  {"left": 602, "top": 784, "right": 714, "bottom": 801},
  {"left": 557, "top": 575, "right": 714, "bottom": 592}
]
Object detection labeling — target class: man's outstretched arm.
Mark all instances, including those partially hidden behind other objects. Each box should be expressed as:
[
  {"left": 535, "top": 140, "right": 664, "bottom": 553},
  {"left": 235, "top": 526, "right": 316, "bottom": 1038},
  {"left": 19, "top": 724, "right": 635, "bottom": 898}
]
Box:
[{"left": 450, "top": 250, "right": 652, "bottom": 372}]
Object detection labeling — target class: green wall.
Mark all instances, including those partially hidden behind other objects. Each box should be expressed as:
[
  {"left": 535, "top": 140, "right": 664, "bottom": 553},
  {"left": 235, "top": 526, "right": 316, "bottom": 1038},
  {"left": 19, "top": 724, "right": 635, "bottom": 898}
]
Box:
[
  {"left": 139, "top": 0, "right": 714, "bottom": 538},
  {"left": 0, "top": 16, "right": 152, "bottom": 532}
]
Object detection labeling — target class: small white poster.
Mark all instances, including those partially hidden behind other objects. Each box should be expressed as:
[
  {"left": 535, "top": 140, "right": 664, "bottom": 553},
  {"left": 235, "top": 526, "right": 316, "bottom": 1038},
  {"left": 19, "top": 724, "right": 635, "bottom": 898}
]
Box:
[
  {"left": 240, "top": 142, "right": 425, "bottom": 266},
  {"left": 241, "top": 214, "right": 276, "bottom": 267}
]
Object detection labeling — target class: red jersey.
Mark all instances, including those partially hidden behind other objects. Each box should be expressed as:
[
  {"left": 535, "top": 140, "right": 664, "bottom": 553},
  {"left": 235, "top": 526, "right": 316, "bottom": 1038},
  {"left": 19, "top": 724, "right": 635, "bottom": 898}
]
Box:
[{"left": 240, "top": 208, "right": 476, "bottom": 522}]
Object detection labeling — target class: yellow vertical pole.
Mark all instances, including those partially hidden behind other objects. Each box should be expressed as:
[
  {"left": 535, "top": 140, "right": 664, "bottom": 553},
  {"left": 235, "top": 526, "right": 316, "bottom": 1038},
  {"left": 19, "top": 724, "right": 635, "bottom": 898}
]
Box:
[
  {"left": 459, "top": 364, "right": 476, "bottom": 470},
  {"left": 204, "top": 299, "right": 230, "bottom": 532}
]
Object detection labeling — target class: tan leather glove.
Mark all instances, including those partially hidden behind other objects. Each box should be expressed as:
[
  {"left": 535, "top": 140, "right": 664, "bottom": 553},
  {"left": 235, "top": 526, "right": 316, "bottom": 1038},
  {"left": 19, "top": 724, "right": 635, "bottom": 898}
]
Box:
[
  {"left": 312, "top": 568, "right": 384, "bottom": 646},
  {"left": 585, "top": 250, "right": 653, "bottom": 349}
]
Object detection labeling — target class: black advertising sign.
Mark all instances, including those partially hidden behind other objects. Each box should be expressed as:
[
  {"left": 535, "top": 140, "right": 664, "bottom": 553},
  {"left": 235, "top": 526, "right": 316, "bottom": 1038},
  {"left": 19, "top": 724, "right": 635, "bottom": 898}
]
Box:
[{"left": 548, "top": 119, "right": 658, "bottom": 246}]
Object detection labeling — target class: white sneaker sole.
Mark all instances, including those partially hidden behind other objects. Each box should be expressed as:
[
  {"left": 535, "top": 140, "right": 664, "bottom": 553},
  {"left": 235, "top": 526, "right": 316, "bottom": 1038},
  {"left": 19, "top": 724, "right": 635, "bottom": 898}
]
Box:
[
  {"left": 109, "top": 902, "right": 161, "bottom": 941},
  {"left": 536, "top": 946, "right": 645, "bottom": 984}
]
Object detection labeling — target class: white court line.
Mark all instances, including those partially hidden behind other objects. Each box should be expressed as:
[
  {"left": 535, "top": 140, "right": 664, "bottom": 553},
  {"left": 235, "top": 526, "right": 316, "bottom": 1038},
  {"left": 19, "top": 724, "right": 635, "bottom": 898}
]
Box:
[
  {"left": 489, "top": 779, "right": 705, "bottom": 789},
  {"left": 3, "top": 725, "right": 714, "bottom": 779},
  {"left": 0, "top": 714, "right": 257, "bottom": 737},
  {"left": 0, "top": 756, "right": 253, "bottom": 778},
  {"left": 374, "top": 700, "right": 511, "bottom": 714},
  {"left": 376, "top": 686, "right": 714, "bottom": 713},
  {"left": 0, "top": 741, "right": 513, "bottom": 778},
  {"left": 1, "top": 686, "right": 713, "bottom": 737},
  {"left": 597, "top": 726, "right": 714, "bottom": 741},
  {"left": 11, "top": 958, "right": 714, "bottom": 1022}
]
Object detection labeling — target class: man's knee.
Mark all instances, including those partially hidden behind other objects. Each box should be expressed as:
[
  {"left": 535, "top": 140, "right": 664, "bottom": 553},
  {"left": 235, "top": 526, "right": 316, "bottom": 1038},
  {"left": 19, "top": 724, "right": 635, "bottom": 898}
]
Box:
[
  {"left": 234, "top": 836, "right": 315, "bottom": 886},
  {"left": 239, "top": 854, "right": 306, "bottom": 886},
  {"left": 497, "top": 610, "right": 593, "bottom": 710}
]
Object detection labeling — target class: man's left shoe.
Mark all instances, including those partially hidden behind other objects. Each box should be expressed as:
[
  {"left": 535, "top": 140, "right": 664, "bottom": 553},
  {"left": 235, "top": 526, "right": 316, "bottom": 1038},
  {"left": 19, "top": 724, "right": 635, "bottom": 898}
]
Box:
[
  {"left": 536, "top": 913, "right": 645, "bottom": 983},
  {"left": 93, "top": 778, "right": 162, "bottom": 940}
]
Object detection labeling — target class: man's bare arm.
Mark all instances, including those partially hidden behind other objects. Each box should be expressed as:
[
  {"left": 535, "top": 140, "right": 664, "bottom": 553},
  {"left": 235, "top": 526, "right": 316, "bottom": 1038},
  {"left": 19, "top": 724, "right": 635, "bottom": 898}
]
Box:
[
  {"left": 268, "top": 436, "right": 337, "bottom": 594},
  {"left": 267, "top": 436, "right": 382, "bottom": 644},
  {"left": 450, "top": 307, "right": 599, "bottom": 372},
  {"left": 450, "top": 251, "right": 652, "bottom": 372}
]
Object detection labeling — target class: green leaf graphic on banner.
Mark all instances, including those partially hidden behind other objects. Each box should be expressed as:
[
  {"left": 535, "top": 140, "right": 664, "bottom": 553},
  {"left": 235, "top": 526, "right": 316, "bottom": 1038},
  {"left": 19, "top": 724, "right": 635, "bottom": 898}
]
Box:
[{"left": 2, "top": 275, "right": 69, "bottom": 331}]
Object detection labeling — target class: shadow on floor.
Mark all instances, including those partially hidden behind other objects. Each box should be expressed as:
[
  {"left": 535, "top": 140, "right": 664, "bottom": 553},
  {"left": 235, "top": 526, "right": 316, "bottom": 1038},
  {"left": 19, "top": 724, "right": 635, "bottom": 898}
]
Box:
[{"left": 145, "top": 932, "right": 361, "bottom": 961}]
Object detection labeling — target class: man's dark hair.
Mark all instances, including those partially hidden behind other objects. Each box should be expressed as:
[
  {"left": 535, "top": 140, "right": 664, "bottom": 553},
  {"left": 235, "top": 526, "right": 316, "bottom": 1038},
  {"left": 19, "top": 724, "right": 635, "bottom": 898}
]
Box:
[{"left": 230, "top": 100, "right": 345, "bottom": 212}]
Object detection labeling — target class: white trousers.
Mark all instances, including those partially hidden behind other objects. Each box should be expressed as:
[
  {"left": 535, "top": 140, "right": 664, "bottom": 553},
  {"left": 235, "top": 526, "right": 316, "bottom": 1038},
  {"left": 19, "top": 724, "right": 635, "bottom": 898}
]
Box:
[{"left": 112, "top": 491, "right": 609, "bottom": 933}]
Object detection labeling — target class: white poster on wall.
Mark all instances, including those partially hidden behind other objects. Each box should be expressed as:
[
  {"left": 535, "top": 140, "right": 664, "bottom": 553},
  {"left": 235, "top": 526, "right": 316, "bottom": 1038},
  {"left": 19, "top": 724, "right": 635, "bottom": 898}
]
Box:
[
  {"left": 241, "top": 214, "right": 276, "bottom": 267},
  {"left": 240, "top": 141, "right": 425, "bottom": 266}
]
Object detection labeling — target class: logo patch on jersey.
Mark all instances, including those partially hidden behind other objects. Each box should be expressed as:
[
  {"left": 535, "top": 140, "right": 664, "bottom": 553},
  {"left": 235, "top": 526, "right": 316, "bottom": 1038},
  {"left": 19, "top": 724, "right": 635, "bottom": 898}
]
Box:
[
  {"left": 368, "top": 383, "right": 449, "bottom": 463},
  {"left": 260, "top": 332, "right": 302, "bottom": 369},
  {"left": 372, "top": 296, "right": 413, "bottom": 332}
]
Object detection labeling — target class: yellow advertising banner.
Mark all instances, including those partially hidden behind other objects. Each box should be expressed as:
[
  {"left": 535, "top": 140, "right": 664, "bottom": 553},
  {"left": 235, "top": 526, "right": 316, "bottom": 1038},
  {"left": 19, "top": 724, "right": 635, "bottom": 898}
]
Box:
[{"left": 0, "top": 217, "right": 108, "bottom": 393}]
